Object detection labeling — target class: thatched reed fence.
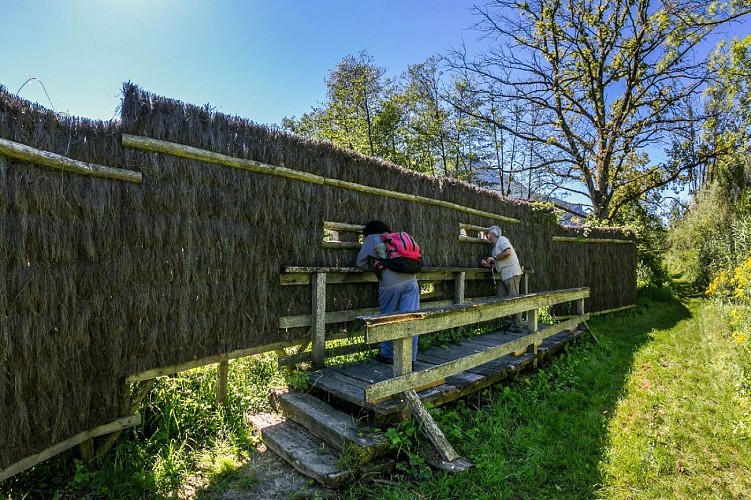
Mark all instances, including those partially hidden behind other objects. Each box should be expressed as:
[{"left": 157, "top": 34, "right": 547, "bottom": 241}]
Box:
[{"left": 0, "top": 82, "right": 636, "bottom": 477}]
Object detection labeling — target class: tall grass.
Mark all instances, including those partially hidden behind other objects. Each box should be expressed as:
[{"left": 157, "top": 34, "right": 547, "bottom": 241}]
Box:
[
  {"left": 1, "top": 353, "right": 286, "bottom": 499},
  {"left": 3, "top": 289, "right": 750, "bottom": 499}
]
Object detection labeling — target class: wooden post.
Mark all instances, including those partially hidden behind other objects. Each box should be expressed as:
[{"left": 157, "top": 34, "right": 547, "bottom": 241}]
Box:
[
  {"left": 216, "top": 360, "right": 229, "bottom": 406},
  {"left": 79, "top": 439, "right": 95, "bottom": 462},
  {"left": 454, "top": 271, "right": 465, "bottom": 304},
  {"left": 528, "top": 308, "right": 539, "bottom": 365},
  {"left": 393, "top": 337, "right": 412, "bottom": 376},
  {"left": 311, "top": 272, "right": 327, "bottom": 368}
]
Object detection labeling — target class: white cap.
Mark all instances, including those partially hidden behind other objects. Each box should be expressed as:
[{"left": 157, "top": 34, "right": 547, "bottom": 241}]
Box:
[{"left": 488, "top": 226, "right": 502, "bottom": 237}]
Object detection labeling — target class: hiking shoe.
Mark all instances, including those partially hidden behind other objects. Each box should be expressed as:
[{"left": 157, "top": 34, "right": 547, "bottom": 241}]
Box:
[{"left": 375, "top": 354, "right": 394, "bottom": 364}]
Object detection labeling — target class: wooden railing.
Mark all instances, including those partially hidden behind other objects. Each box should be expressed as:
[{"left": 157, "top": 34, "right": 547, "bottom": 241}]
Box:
[
  {"left": 358, "top": 287, "right": 590, "bottom": 403},
  {"left": 277, "top": 266, "right": 533, "bottom": 367}
]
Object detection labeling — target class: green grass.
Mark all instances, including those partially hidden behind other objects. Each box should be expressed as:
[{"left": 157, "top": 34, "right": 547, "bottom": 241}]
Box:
[
  {"left": 342, "top": 289, "right": 751, "bottom": 499},
  {"left": 3, "top": 289, "right": 750, "bottom": 499}
]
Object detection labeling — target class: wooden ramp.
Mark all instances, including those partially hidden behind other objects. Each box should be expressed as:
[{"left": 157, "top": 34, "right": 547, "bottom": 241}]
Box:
[{"left": 308, "top": 326, "right": 583, "bottom": 423}]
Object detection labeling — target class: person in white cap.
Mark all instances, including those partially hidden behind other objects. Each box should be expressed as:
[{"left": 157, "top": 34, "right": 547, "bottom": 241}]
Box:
[{"left": 480, "top": 225, "right": 523, "bottom": 332}]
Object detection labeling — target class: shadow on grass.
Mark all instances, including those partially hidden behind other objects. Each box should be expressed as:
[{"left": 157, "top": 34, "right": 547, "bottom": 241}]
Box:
[
  {"left": 552, "top": 285, "right": 693, "bottom": 498},
  {"left": 382, "top": 285, "right": 696, "bottom": 500}
]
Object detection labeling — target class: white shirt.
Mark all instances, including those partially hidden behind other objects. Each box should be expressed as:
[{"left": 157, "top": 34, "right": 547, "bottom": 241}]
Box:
[{"left": 492, "top": 236, "right": 522, "bottom": 281}]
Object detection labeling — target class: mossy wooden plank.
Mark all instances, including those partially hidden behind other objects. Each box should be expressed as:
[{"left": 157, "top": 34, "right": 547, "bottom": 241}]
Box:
[
  {"left": 280, "top": 267, "right": 493, "bottom": 286},
  {"left": 364, "top": 315, "right": 588, "bottom": 401},
  {"left": 272, "top": 390, "right": 388, "bottom": 463},
  {"left": 403, "top": 390, "right": 459, "bottom": 462},
  {"left": 308, "top": 371, "right": 367, "bottom": 405},
  {"left": 361, "top": 289, "right": 589, "bottom": 343},
  {"left": 0, "top": 415, "right": 141, "bottom": 481},
  {"left": 1, "top": 136, "right": 143, "bottom": 183},
  {"left": 251, "top": 413, "right": 353, "bottom": 489}
]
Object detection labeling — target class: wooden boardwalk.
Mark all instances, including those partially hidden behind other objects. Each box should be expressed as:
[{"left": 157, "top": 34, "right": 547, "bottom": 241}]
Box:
[{"left": 308, "top": 327, "right": 584, "bottom": 422}]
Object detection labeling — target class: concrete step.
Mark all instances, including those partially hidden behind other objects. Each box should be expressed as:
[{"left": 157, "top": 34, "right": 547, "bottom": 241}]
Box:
[{"left": 270, "top": 389, "right": 390, "bottom": 465}]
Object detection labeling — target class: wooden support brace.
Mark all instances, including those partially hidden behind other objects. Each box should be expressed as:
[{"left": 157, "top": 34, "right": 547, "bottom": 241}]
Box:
[
  {"left": 312, "top": 272, "right": 327, "bottom": 368},
  {"left": 402, "top": 390, "right": 459, "bottom": 462},
  {"left": 216, "top": 360, "right": 229, "bottom": 406}
]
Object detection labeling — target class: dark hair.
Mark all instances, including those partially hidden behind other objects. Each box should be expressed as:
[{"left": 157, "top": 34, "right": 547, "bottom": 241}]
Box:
[{"left": 363, "top": 220, "right": 390, "bottom": 237}]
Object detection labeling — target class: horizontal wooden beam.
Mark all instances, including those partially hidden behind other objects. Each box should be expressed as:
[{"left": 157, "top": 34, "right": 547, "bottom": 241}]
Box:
[
  {"left": 0, "top": 414, "right": 141, "bottom": 481},
  {"left": 0, "top": 136, "right": 142, "bottom": 183},
  {"left": 126, "top": 340, "right": 295, "bottom": 383},
  {"left": 552, "top": 236, "right": 634, "bottom": 244},
  {"left": 280, "top": 267, "right": 494, "bottom": 286},
  {"left": 322, "top": 241, "right": 362, "bottom": 249},
  {"left": 122, "top": 134, "right": 324, "bottom": 185},
  {"left": 323, "top": 221, "right": 364, "bottom": 232},
  {"left": 458, "top": 222, "right": 491, "bottom": 233},
  {"left": 459, "top": 235, "right": 492, "bottom": 244},
  {"left": 360, "top": 288, "right": 590, "bottom": 343},
  {"left": 122, "top": 134, "right": 519, "bottom": 224},
  {"left": 278, "top": 297, "right": 498, "bottom": 329},
  {"left": 364, "top": 315, "right": 588, "bottom": 402}
]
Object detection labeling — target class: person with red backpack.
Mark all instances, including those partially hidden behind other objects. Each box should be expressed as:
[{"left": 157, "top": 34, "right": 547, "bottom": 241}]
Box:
[{"left": 356, "top": 220, "right": 421, "bottom": 364}]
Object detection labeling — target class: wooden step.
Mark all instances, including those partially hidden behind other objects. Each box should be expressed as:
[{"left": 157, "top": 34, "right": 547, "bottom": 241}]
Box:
[
  {"left": 248, "top": 412, "right": 353, "bottom": 489},
  {"left": 271, "top": 389, "right": 389, "bottom": 465}
]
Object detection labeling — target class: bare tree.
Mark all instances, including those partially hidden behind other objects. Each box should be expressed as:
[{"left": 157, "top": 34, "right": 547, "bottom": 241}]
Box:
[{"left": 447, "top": 0, "right": 751, "bottom": 220}]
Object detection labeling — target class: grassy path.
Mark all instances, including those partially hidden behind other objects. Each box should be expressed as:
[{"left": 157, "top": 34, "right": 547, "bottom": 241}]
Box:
[
  {"left": 599, "top": 298, "right": 751, "bottom": 498},
  {"left": 345, "top": 292, "right": 751, "bottom": 499}
]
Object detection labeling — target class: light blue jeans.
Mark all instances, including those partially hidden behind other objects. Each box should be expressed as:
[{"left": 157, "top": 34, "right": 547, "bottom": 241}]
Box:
[{"left": 378, "top": 279, "right": 420, "bottom": 360}]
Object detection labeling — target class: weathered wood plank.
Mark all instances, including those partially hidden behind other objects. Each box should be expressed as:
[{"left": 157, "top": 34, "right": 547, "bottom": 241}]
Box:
[
  {"left": 361, "top": 288, "right": 589, "bottom": 343},
  {"left": 1, "top": 136, "right": 143, "bottom": 183},
  {"left": 271, "top": 390, "right": 389, "bottom": 463},
  {"left": 403, "top": 390, "right": 460, "bottom": 462},
  {"left": 364, "top": 315, "right": 589, "bottom": 401},
  {"left": 312, "top": 272, "right": 327, "bottom": 367},
  {"left": 308, "top": 371, "right": 368, "bottom": 406},
  {"left": 322, "top": 241, "right": 362, "bottom": 249},
  {"left": 123, "top": 134, "right": 519, "bottom": 223},
  {"left": 0, "top": 415, "right": 141, "bottom": 481},
  {"left": 278, "top": 297, "right": 497, "bottom": 329},
  {"left": 249, "top": 413, "right": 353, "bottom": 489},
  {"left": 279, "top": 267, "right": 493, "bottom": 286},
  {"left": 126, "top": 341, "right": 295, "bottom": 383},
  {"left": 323, "top": 221, "right": 365, "bottom": 232},
  {"left": 454, "top": 271, "right": 465, "bottom": 304},
  {"left": 123, "top": 134, "right": 325, "bottom": 184},
  {"left": 552, "top": 236, "right": 634, "bottom": 244},
  {"left": 215, "top": 360, "right": 229, "bottom": 406},
  {"left": 459, "top": 235, "right": 493, "bottom": 244}
]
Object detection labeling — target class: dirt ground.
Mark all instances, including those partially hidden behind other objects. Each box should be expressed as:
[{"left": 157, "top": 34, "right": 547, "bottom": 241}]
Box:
[{"left": 210, "top": 443, "right": 339, "bottom": 500}]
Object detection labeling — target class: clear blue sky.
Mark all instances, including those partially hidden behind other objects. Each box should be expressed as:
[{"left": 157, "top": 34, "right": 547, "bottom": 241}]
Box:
[{"left": 1, "top": 0, "right": 479, "bottom": 125}]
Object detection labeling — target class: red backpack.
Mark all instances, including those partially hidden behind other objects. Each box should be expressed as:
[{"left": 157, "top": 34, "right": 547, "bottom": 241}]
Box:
[{"left": 373, "top": 232, "right": 423, "bottom": 275}]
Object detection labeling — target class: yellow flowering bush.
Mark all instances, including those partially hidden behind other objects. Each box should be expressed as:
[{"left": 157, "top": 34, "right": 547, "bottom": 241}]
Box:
[{"left": 706, "top": 256, "right": 751, "bottom": 344}]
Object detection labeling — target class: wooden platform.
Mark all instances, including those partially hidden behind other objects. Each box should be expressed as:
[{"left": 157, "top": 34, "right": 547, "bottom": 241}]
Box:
[{"left": 308, "top": 326, "right": 583, "bottom": 420}]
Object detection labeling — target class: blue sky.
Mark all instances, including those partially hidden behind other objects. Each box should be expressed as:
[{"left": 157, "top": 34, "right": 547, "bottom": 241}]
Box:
[{"left": 1, "top": 0, "right": 479, "bottom": 125}]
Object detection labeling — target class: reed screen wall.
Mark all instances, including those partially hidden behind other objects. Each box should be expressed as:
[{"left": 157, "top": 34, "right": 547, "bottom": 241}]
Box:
[{"left": 0, "top": 83, "right": 636, "bottom": 471}]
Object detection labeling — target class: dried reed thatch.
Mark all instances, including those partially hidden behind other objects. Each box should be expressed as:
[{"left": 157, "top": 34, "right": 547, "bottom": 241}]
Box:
[{"left": 0, "top": 82, "right": 635, "bottom": 471}]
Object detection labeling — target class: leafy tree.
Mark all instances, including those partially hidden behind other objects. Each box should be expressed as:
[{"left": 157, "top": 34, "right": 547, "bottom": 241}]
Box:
[
  {"left": 282, "top": 51, "right": 389, "bottom": 157},
  {"left": 447, "top": 0, "right": 751, "bottom": 221}
]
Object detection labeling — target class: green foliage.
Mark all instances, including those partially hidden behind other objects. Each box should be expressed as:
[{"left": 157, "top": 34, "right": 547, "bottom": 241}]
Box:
[
  {"left": 609, "top": 198, "right": 671, "bottom": 288},
  {"left": 1, "top": 355, "right": 284, "bottom": 498},
  {"left": 285, "top": 369, "right": 310, "bottom": 391},
  {"left": 668, "top": 156, "right": 751, "bottom": 290}
]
